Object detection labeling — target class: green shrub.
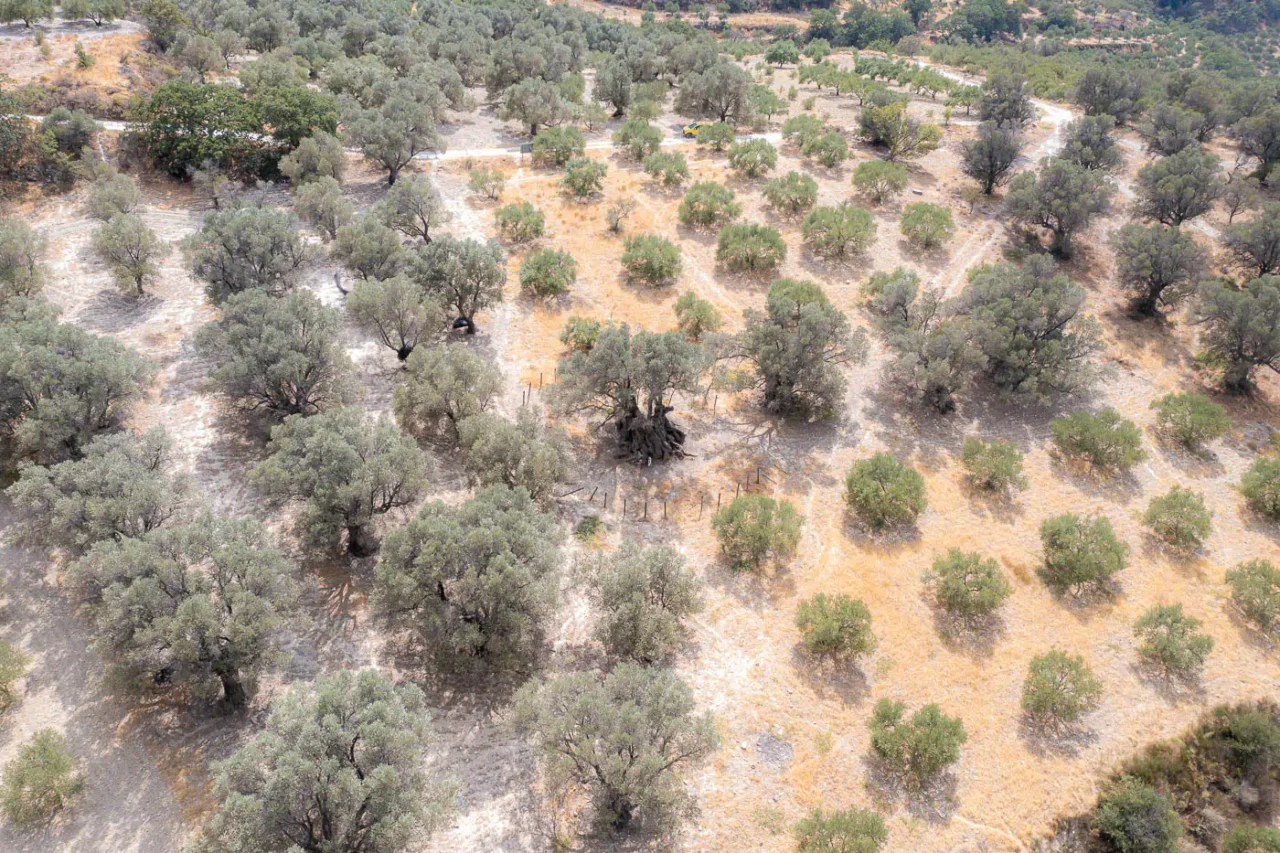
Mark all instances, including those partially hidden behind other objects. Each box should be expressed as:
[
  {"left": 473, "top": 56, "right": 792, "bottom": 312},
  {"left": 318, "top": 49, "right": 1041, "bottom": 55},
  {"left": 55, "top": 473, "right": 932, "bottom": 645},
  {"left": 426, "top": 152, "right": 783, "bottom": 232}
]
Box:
[
  {"left": 1142, "top": 486, "right": 1212, "bottom": 551},
  {"left": 0, "top": 642, "right": 29, "bottom": 711},
  {"left": 613, "top": 118, "right": 663, "bottom": 160},
  {"left": 677, "top": 181, "right": 741, "bottom": 228},
  {"left": 1150, "top": 392, "right": 1230, "bottom": 449},
  {"left": 562, "top": 157, "right": 607, "bottom": 199},
  {"left": 519, "top": 248, "right": 576, "bottom": 297},
  {"left": 0, "top": 730, "right": 83, "bottom": 826},
  {"left": 899, "top": 202, "right": 955, "bottom": 248},
  {"left": 697, "top": 122, "right": 736, "bottom": 151},
  {"left": 1241, "top": 457, "right": 1280, "bottom": 519},
  {"left": 868, "top": 699, "right": 966, "bottom": 786},
  {"left": 469, "top": 167, "right": 506, "bottom": 200},
  {"left": 531, "top": 126, "right": 585, "bottom": 166},
  {"left": 621, "top": 234, "right": 682, "bottom": 286},
  {"left": 1094, "top": 776, "right": 1182, "bottom": 853},
  {"left": 711, "top": 494, "right": 803, "bottom": 571},
  {"left": 795, "top": 594, "right": 875, "bottom": 661},
  {"left": 794, "top": 808, "right": 887, "bottom": 852},
  {"left": 1039, "top": 513, "right": 1128, "bottom": 595},
  {"left": 1021, "top": 650, "right": 1103, "bottom": 731},
  {"left": 560, "top": 316, "right": 601, "bottom": 351},
  {"left": 1051, "top": 408, "right": 1146, "bottom": 472},
  {"left": 922, "top": 549, "right": 1011, "bottom": 624},
  {"left": 574, "top": 514, "right": 604, "bottom": 540},
  {"left": 642, "top": 151, "right": 689, "bottom": 186},
  {"left": 494, "top": 201, "right": 545, "bottom": 243},
  {"left": 1224, "top": 825, "right": 1280, "bottom": 853},
  {"left": 716, "top": 223, "right": 786, "bottom": 272},
  {"left": 852, "top": 160, "right": 908, "bottom": 203},
  {"left": 1225, "top": 559, "right": 1280, "bottom": 639},
  {"left": 763, "top": 171, "right": 818, "bottom": 215},
  {"left": 801, "top": 203, "right": 876, "bottom": 258},
  {"left": 1134, "top": 604, "right": 1213, "bottom": 680},
  {"left": 844, "top": 453, "right": 926, "bottom": 530},
  {"left": 960, "top": 438, "right": 1027, "bottom": 493},
  {"left": 673, "top": 291, "right": 722, "bottom": 341},
  {"left": 808, "top": 132, "right": 848, "bottom": 167},
  {"left": 726, "top": 138, "right": 778, "bottom": 177}
]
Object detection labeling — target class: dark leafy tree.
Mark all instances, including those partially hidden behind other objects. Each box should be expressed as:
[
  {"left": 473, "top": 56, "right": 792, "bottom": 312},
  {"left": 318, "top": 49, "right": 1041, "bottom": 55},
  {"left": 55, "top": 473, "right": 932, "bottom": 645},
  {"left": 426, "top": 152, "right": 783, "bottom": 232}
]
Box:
[
  {"left": 69, "top": 512, "right": 299, "bottom": 709},
  {"left": 1073, "top": 68, "right": 1142, "bottom": 126},
  {"left": 922, "top": 548, "right": 1011, "bottom": 625},
  {"left": 347, "top": 275, "right": 446, "bottom": 362},
  {"left": 393, "top": 343, "right": 501, "bottom": 444},
  {"left": 1193, "top": 276, "right": 1280, "bottom": 391},
  {"left": 1135, "top": 146, "right": 1223, "bottom": 226},
  {"left": 183, "top": 206, "right": 313, "bottom": 303},
  {"left": 795, "top": 594, "right": 875, "bottom": 662},
  {"left": 961, "top": 121, "right": 1022, "bottom": 195},
  {"left": 1150, "top": 392, "right": 1230, "bottom": 449},
  {"left": 1005, "top": 158, "right": 1113, "bottom": 257},
  {"left": 1094, "top": 777, "right": 1182, "bottom": 853},
  {"left": 1039, "top": 513, "right": 1128, "bottom": 596},
  {"left": 375, "top": 484, "right": 560, "bottom": 661},
  {"left": 200, "top": 670, "right": 449, "bottom": 853},
  {"left": 711, "top": 494, "right": 803, "bottom": 571},
  {"left": 868, "top": 699, "right": 965, "bottom": 787},
  {"left": 520, "top": 248, "right": 577, "bottom": 297},
  {"left": 332, "top": 215, "right": 407, "bottom": 282},
  {"left": 1061, "top": 114, "right": 1122, "bottom": 172},
  {"left": 845, "top": 453, "right": 927, "bottom": 530},
  {"left": 1112, "top": 223, "right": 1206, "bottom": 316},
  {"left": 1143, "top": 486, "right": 1212, "bottom": 551},
  {"left": 1224, "top": 203, "right": 1280, "bottom": 277},
  {"left": 1021, "top": 650, "right": 1103, "bottom": 732},
  {"left": 408, "top": 237, "right": 505, "bottom": 334},
  {"left": 579, "top": 543, "right": 703, "bottom": 663},
  {"left": 1134, "top": 604, "right": 1213, "bottom": 680},
  {"left": 514, "top": 663, "right": 718, "bottom": 830},
  {"left": 979, "top": 71, "right": 1035, "bottom": 127},
  {"left": 1051, "top": 408, "right": 1146, "bottom": 473},
  {"left": 378, "top": 174, "right": 450, "bottom": 243}
]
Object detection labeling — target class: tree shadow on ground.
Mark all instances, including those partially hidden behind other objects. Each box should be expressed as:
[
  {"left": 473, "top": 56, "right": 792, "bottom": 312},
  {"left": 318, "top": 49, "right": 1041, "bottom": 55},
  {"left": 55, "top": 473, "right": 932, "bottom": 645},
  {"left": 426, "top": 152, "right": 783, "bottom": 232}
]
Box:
[
  {"left": 1129, "top": 659, "right": 1207, "bottom": 706},
  {"left": 788, "top": 643, "right": 871, "bottom": 705},
  {"left": 1018, "top": 716, "right": 1101, "bottom": 759},
  {"left": 73, "top": 289, "right": 164, "bottom": 334},
  {"left": 862, "top": 755, "right": 960, "bottom": 824}
]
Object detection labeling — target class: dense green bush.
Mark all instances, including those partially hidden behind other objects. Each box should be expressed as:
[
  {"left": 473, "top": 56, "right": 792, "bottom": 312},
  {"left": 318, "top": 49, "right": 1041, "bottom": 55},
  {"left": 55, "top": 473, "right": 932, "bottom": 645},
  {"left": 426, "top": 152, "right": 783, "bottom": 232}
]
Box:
[
  {"left": 1094, "top": 777, "right": 1182, "bottom": 853},
  {"left": 494, "top": 201, "right": 545, "bottom": 243},
  {"left": 795, "top": 594, "right": 875, "bottom": 662},
  {"left": 642, "top": 151, "right": 689, "bottom": 186},
  {"left": 562, "top": 157, "right": 607, "bottom": 199},
  {"left": 1051, "top": 408, "right": 1146, "bottom": 472},
  {"left": 922, "top": 548, "right": 1011, "bottom": 625},
  {"left": 519, "top": 248, "right": 576, "bottom": 297},
  {"left": 844, "top": 453, "right": 926, "bottom": 530},
  {"left": 1225, "top": 559, "right": 1280, "bottom": 639},
  {"left": 795, "top": 808, "right": 887, "bottom": 852},
  {"left": 0, "top": 643, "right": 29, "bottom": 711},
  {"left": 1134, "top": 604, "right": 1213, "bottom": 680},
  {"left": 1142, "top": 486, "right": 1212, "bottom": 551},
  {"left": 1021, "top": 650, "right": 1103, "bottom": 732},
  {"left": 673, "top": 291, "right": 722, "bottom": 341},
  {"left": 613, "top": 118, "right": 663, "bottom": 160},
  {"left": 581, "top": 543, "right": 703, "bottom": 664},
  {"left": 868, "top": 699, "right": 966, "bottom": 786},
  {"left": 0, "top": 730, "right": 83, "bottom": 826},
  {"left": 1150, "top": 392, "right": 1230, "bottom": 449},
  {"left": 852, "top": 159, "right": 908, "bottom": 203},
  {"left": 532, "top": 125, "right": 585, "bottom": 166},
  {"left": 960, "top": 438, "right": 1027, "bottom": 493},
  {"left": 1241, "top": 457, "right": 1280, "bottom": 519},
  {"left": 621, "top": 234, "right": 682, "bottom": 286},
  {"left": 559, "top": 316, "right": 600, "bottom": 352},
  {"left": 801, "top": 203, "right": 876, "bottom": 259},
  {"left": 1039, "top": 513, "right": 1128, "bottom": 595},
  {"left": 716, "top": 223, "right": 786, "bottom": 272},
  {"left": 763, "top": 171, "right": 818, "bottom": 215},
  {"left": 726, "top": 138, "right": 778, "bottom": 177},
  {"left": 711, "top": 494, "right": 803, "bottom": 571},
  {"left": 677, "top": 181, "right": 741, "bottom": 227},
  {"left": 899, "top": 202, "right": 955, "bottom": 248}
]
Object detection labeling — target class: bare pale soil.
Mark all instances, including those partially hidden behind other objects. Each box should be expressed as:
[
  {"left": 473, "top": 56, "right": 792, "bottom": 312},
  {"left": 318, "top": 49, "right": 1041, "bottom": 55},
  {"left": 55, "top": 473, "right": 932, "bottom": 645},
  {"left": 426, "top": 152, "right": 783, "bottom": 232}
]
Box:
[{"left": 0, "top": 59, "right": 1277, "bottom": 853}]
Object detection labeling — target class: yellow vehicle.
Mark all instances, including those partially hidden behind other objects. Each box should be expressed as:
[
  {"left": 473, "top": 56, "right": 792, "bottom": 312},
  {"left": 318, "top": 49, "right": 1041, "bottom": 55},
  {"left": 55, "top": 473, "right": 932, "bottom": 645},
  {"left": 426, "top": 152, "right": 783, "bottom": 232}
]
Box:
[{"left": 682, "top": 121, "right": 707, "bottom": 138}]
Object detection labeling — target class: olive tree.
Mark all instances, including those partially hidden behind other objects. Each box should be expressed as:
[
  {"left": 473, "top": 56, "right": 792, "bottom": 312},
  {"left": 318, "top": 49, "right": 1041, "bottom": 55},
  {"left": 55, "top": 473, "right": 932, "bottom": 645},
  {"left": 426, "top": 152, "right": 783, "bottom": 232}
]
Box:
[
  {"left": 183, "top": 205, "right": 313, "bottom": 303},
  {"left": 1135, "top": 147, "right": 1223, "bottom": 226},
  {"left": 1050, "top": 408, "right": 1146, "bottom": 473},
  {"left": 494, "top": 201, "right": 545, "bottom": 244},
  {"left": 1193, "top": 276, "right": 1280, "bottom": 392},
  {"left": 562, "top": 157, "right": 607, "bottom": 199},
  {"left": 711, "top": 494, "right": 803, "bottom": 571},
  {"left": 868, "top": 699, "right": 966, "bottom": 787},
  {"left": 1134, "top": 604, "right": 1213, "bottom": 680},
  {"left": 1138, "top": 103, "right": 1201, "bottom": 156},
  {"left": 852, "top": 159, "right": 909, "bottom": 204},
  {"left": 91, "top": 214, "right": 169, "bottom": 296},
  {"left": 734, "top": 278, "right": 866, "bottom": 417},
  {"left": 499, "top": 77, "right": 568, "bottom": 136},
  {"left": 961, "top": 121, "right": 1022, "bottom": 195},
  {"left": 0, "top": 730, "right": 82, "bottom": 827},
  {"left": 294, "top": 176, "right": 354, "bottom": 240},
  {"left": 1225, "top": 559, "right": 1280, "bottom": 640},
  {"left": 674, "top": 292, "right": 721, "bottom": 341},
  {"left": 716, "top": 223, "right": 786, "bottom": 272},
  {"left": 332, "top": 215, "right": 407, "bottom": 282},
  {"left": 900, "top": 202, "right": 954, "bottom": 249},
  {"left": 1061, "top": 114, "right": 1121, "bottom": 172},
  {"left": 579, "top": 543, "right": 703, "bottom": 663},
  {"left": 795, "top": 594, "right": 875, "bottom": 662},
  {"left": 859, "top": 103, "right": 941, "bottom": 162},
  {"left": 408, "top": 236, "right": 505, "bottom": 334},
  {"left": 845, "top": 453, "right": 926, "bottom": 531},
  {"left": 1095, "top": 777, "right": 1182, "bottom": 853},
  {"left": 643, "top": 151, "right": 689, "bottom": 187},
  {"left": 68, "top": 512, "right": 299, "bottom": 708},
  {"left": 960, "top": 438, "right": 1027, "bottom": 493},
  {"left": 375, "top": 484, "right": 561, "bottom": 661},
  {"left": 195, "top": 289, "right": 354, "bottom": 418},
  {"left": 342, "top": 87, "right": 444, "bottom": 185},
  {"left": 675, "top": 60, "right": 753, "bottom": 123},
  {"left": 0, "top": 643, "right": 29, "bottom": 711},
  {"left": 795, "top": 809, "right": 887, "bottom": 853},
  {"left": 922, "top": 548, "right": 1011, "bottom": 626},
  {"left": 613, "top": 119, "right": 663, "bottom": 161},
  {"left": 1143, "top": 486, "right": 1212, "bottom": 552},
  {"left": 677, "top": 182, "right": 741, "bottom": 228},
  {"left": 520, "top": 248, "right": 576, "bottom": 297},
  {"left": 85, "top": 164, "right": 142, "bottom": 221},
  {"left": 252, "top": 408, "right": 429, "bottom": 556},
  {"left": 378, "top": 174, "right": 450, "bottom": 243},
  {"left": 979, "top": 71, "right": 1035, "bottom": 127},
  {"left": 554, "top": 323, "right": 705, "bottom": 461},
  {"left": 347, "top": 275, "right": 446, "bottom": 362},
  {"left": 393, "top": 343, "right": 502, "bottom": 444},
  {"left": 514, "top": 663, "right": 718, "bottom": 830},
  {"left": 199, "top": 670, "right": 450, "bottom": 853},
  {"left": 532, "top": 126, "right": 585, "bottom": 167},
  {"left": 1111, "top": 223, "right": 1206, "bottom": 316},
  {"left": 621, "top": 235, "right": 682, "bottom": 286},
  {"left": 1005, "top": 158, "right": 1113, "bottom": 257},
  {"left": 0, "top": 216, "right": 46, "bottom": 304},
  {"left": 726, "top": 139, "right": 778, "bottom": 178},
  {"left": 801, "top": 203, "right": 876, "bottom": 259},
  {"left": 763, "top": 171, "right": 818, "bottom": 215},
  {"left": 1039, "top": 513, "right": 1128, "bottom": 596},
  {"left": 1021, "top": 650, "right": 1103, "bottom": 733},
  {"left": 279, "top": 130, "right": 346, "bottom": 184},
  {"left": 1223, "top": 203, "right": 1280, "bottom": 277},
  {"left": 456, "top": 408, "right": 570, "bottom": 503},
  {"left": 1240, "top": 457, "right": 1280, "bottom": 520},
  {"left": 7, "top": 427, "right": 186, "bottom": 552},
  {"left": 1150, "top": 392, "right": 1230, "bottom": 449}
]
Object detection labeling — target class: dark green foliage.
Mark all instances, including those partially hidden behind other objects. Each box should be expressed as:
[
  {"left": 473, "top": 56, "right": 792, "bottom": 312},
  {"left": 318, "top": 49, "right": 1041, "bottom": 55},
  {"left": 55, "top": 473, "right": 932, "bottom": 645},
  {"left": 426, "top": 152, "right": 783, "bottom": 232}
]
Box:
[
  {"left": 979, "top": 71, "right": 1035, "bottom": 127},
  {"left": 716, "top": 222, "right": 787, "bottom": 272},
  {"left": 1151, "top": 392, "right": 1230, "bottom": 448},
  {"left": 7, "top": 427, "right": 186, "bottom": 552},
  {"left": 1134, "top": 604, "right": 1213, "bottom": 680},
  {"left": 0, "top": 216, "right": 46, "bottom": 304},
  {"left": 1224, "top": 825, "right": 1280, "bottom": 853},
  {"left": 621, "top": 234, "right": 682, "bottom": 286},
  {"left": 1193, "top": 276, "right": 1280, "bottom": 391},
  {"left": 520, "top": 248, "right": 576, "bottom": 296},
  {"left": 560, "top": 316, "right": 601, "bottom": 352},
  {"left": 378, "top": 174, "right": 450, "bottom": 243},
  {"left": 1061, "top": 114, "right": 1122, "bottom": 172},
  {"left": 794, "top": 808, "right": 887, "bottom": 853},
  {"left": 532, "top": 125, "right": 585, "bottom": 166},
  {"left": 1138, "top": 103, "right": 1201, "bottom": 156},
  {"left": 456, "top": 408, "right": 569, "bottom": 503},
  {"left": 1051, "top": 408, "right": 1146, "bottom": 472},
  {"left": 1073, "top": 68, "right": 1142, "bottom": 126},
  {"left": 1039, "top": 513, "right": 1128, "bottom": 595},
  {"left": 727, "top": 138, "right": 778, "bottom": 177},
  {"left": 183, "top": 206, "right": 312, "bottom": 302},
  {"left": 333, "top": 215, "right": 407, "bottom": 282},
  {"left": 844, "top": 453, "right": 927, "bottom": 530},
  {"left": 696, "top": 122, "right": 737, "bottom": 151},
  {"left": 1241, "top": 457, "right": 1280, "bottom": 520},
  {"left": 408, "top": 236, "right": 505, "bottom": 333},
  {"left": 922, "top": 548, "right": 1011, "bottom": 624},
  {"left": 868, "top": 699, "right": 966, "bottom": 786},
  {"left": 499, "top": 77, "right": 568, "bottom": 136},
  {"left": 1135, "top": 146, "right": 1223, "bottom": 226},
  {"left": 1112, "top": 223, "right": 1207, "bottom": 316},
  {"left": 795, "top": 594, "right": 875, "bottom": 662},
  {"left": 958, "top": 257, "right": 1102, "bottom": 401},
  {"left": 1143, "top": 486, "right": 1212, "bottom": 551},
  {"left": 135, "top": 81, "right": 275, "bottom": 179},
  {"left": 859, "top": 103, "right": 941, "bottom": 162},
  {"left": 673, "top": 291, "right": 721, "bottom": 341},
  {"left": 252, "top": 408, "right": 429, "bottom": 556},
  {"left": 393, "top": 343, "right": 501, "bottom": 444},
  {"left": 613, "top": 119, "right": 663, "bottom": 161},
  {"left": 580, "top": 543, "right": 703, "bottom": 663},
  {"left": 279, "top": 131, "right": 346, "bottom": 184},
  {"left": 763, "top": 171, "right": 818, "bottom": 215},
  {"left": 711, "top": 494, "right": 803, "bottom": 571},
  {"left": 494, "top": 201, "right": 546, "bottom": 243},
  {"left": 1021, "top": 650, "right": 1103, "bottom": 731},
  {"left": 1005, "top": 157, "right": 1113, "bottom": 257},
  {"left": 1094, "top": 777, "right": 1182, "bottom": 853},
  {"left": 375, "top": 485, "right": 560, "bottom": 661},
  {"left": 69, "top": 512, "right": 299, "bottom": 708},
  {"left": 735, "top": 278, "right": 866, "bottom": 417},
  {"left": 643, "top": 151, "right": 689, "bottom": 187},
  {"left": 195, "top": 289, "right": 353, "bottom": 418},
  {"left": 960, "top": 438, "right": 1027, "bottom": 493},
  {"left": 808, "top": 132, "right": 848, "bottom": 168},
  {"left": 1226, "top": 559, "right": 1280, "bottom": 638},
  {"left": 0, "top": 730, "right": 82, "bottom": 827},
  {"left": 201, "top": 670, "right": 449, "bottom": 853},
  {"left": 678, "top": 182, "right": 741, "bottom": 228},
  {"left": 562, "top": 157, "right": 608, "bottom": 199},
  {"left": 675, "top": 60, "right": 753, "bottom": 123},
  {"left": 801, "top": 203, "right": 876, "bottom": 259},
  {"left": 347, "top": 275, "right": 446, "bottom": 362},
  {"left": 1224, "top": 203, "right": 1280, "bottom": 277},
  {"left": 961, "top": 120, "right": 1022, "bottom": 195},
  {"left": 514, "top": 663, "right": 718, "bottom": 830}
]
